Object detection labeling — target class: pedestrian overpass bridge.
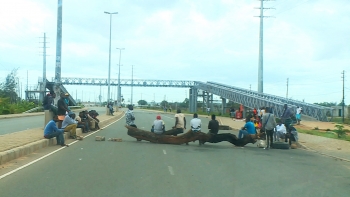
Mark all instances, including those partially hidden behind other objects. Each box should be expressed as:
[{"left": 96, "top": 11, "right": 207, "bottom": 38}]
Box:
[{"left": 53, "top": 77, "right": 332, "bottom": 121}]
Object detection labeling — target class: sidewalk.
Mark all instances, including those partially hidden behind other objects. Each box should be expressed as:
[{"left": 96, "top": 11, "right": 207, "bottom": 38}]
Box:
[
  {"left": 217, "top": 116, "right": 350, "bottom": 162},
  {"left": 0, "top": 111, "right": 124, "bottom": 165}
]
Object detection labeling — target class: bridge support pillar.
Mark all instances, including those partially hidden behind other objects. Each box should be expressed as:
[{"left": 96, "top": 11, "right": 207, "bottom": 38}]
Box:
[
  {"left": 189, "top": 87, "right": 198, "bottom": 113},
  {"left": 221, "top": 98, "right": 226, "bottom": 115}
]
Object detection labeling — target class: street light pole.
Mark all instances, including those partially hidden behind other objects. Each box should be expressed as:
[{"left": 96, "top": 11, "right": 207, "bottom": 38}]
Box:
[
  {"left": 116, "top": 48, "right": 125, "bottom": 108},
  {"left": 104, "top": 11, "right": 118, "bottom": 103}
]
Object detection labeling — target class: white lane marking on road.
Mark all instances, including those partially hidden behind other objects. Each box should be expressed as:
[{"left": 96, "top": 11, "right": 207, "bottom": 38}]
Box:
[
  {"left": 0, "top": 114, "right": 125, "bottom": 180},
  {"left": 163, "top": 150, "right": 166, "bottom": 154},
  {"left": 168, "top": 166, "right": 174, "bottom": 175}
]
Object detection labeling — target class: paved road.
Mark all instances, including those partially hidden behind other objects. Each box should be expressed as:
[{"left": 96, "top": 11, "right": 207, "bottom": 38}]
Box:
[
  {"left": 0, "top": 107, "right": 107, "bottom": 135},
  {"left": 1, "top": 109, "right": 349, "bottom": 197}
]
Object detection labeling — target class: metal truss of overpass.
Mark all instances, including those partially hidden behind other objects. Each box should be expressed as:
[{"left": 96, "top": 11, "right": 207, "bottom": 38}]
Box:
[
  {"left": 60, "top": 77, "right": 332, "bottom": 121},
  {"left": 60, "top": 77, "right": 195, "bottom": 87},
  {"left": 193, "top": 81, "right": 332, "bottom": 121}
]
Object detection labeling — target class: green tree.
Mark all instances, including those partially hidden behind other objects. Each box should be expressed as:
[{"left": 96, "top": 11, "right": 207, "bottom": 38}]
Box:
[
  {"left": 314, "top": 102, "right": 337, "bottom": 107},
  {"left": 160, "top": 100, "right": 168, "bottom": 107},
  {"left": 138, "top": 100, "right": 148, "bottom": 105},
  {"left": 0, "top": 69, "right": 19, "bottom": 103},
  {"left": 179, "top": 98, "right": 189, "bottom": 108}
]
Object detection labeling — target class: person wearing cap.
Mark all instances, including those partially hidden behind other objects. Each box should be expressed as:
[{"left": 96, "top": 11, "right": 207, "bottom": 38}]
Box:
[
  {"left": 61, "top": 111, "right": 79, "bottom": 139},
  {"left": 57, "top": 92, "right": 70, "bottom": 128},
  {"left": 64, "top": 93, "right": 71, "bottom": 111},
  {"left": 151, "top": 115, "right": 165, "bottom": 134}
]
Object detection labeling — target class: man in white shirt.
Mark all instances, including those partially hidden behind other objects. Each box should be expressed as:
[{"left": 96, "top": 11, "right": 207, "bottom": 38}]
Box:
[
  {"left": 275, "top": 121, "right": 287, "bottom": 141},
  {"left": 296, "top": 106, "right": 302, "bottom": 125},
  {"left": 190, "top": 113, "right": 201, "bottom": 132}
]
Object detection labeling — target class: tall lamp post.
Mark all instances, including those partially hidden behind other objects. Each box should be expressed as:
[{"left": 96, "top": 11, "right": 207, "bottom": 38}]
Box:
[
  {"left": 104, "top": 11, "right": 118, "bottom": 103},
  {"left": 116, "top": 48, "right": 125, "bottom": 108}
]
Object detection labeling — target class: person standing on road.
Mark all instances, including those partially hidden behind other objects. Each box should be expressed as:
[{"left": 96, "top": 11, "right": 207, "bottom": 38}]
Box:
[
  {"left": 296, "top": 106, "right": 302, "bottom": 125},
  {"left": 208, "top": 114, "right": 219, "bottom": 135},
  {"left": 281, "top": 104, "right": 293, "bottom": 143},
  {"left": 173, "top": 109, "right": 186, "bottom": 136},
  {"left": 206, "top": 107, "right": 211, "bottom": 116},
  {"left": 44, "top": 115, "right": 68, "bottom": 147},
  {"left": 261, "top": 107, "right": 277, "bottom": 149}
]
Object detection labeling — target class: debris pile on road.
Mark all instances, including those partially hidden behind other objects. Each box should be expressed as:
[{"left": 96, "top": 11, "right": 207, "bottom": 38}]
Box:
[
  {"left": 108, "top": 138, "right": 123, "bottom": 142},
  {"left": 95, "top": 136, "right": 105, "bottom": 141}
]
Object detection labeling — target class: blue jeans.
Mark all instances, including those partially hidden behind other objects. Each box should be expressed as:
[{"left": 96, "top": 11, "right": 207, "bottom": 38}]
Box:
[
  {"left": 238, "top": 130, "right": 249, "bottom": 139},
  {"left": 44, "top": 129, "right": 65, "bottom": 145}
]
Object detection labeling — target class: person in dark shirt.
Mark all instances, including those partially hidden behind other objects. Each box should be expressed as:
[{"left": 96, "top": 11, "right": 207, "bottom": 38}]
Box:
[
  {"left": 208, "top": 114, "right": 219, "bottom": 135},
  {"left": 57, "top": 93, "right": 70, "bottom": 128}
]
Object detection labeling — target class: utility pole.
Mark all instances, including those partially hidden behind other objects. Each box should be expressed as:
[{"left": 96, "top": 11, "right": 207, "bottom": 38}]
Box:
[
  {"left": 131, "top": 65, "right": 134, "bottom": 105},
  {"left": 39, "top": 33, "right": 49, "bottom": 103},
  {"left": 255, "top": 0, "right": 275, "bottom": 93},
  {"left": 250, "top": 84, "right": 251, "bottom": 91},
  {"left": 342, "top": 70, "right": 345, "bottom": 123},
  {"left": 286, "top": 78, "right": 289, "bottom": 99},
  {"left": 55, "top": 0, "right": 62, "bottom": 83}
]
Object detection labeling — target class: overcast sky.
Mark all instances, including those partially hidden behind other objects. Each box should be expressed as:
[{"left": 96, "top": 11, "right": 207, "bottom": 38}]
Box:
[{"left": 0, "top": 0, "right": 349, "bottom": 105}]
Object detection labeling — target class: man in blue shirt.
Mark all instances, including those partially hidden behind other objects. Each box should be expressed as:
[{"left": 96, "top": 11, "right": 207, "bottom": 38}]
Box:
[
  {"left": 238, "top": 118, "right": 256, "bottom": 139},
  {"left": 44, "top": 116, "right": 68, "bottom": 147}
]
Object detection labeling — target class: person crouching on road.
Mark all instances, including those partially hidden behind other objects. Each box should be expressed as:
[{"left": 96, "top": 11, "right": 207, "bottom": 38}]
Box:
[
  {"left": 44, "top": 115, "right": 68, "bottom": 147},
  {"left": 61, "top": 111, "right": 79, "bottom": 139},
  {"left": 190, "top": 113, "right": 201, "bottom": 132},
  {"left": 151, "top": 115, "right": 165, "bottom": 134},
  {"left": 238, "top": 118, "right": 256, "bottom": 139},
  {"left": 208, "top": 114, "right": 219, "bottom": 135}
]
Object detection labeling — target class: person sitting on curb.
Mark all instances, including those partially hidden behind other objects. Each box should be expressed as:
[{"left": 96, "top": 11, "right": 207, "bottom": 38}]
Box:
[
  {"left": 238, "top": 118, "right": 256, "bottom": 139},
  {"left": 61, "top": 111, "right": 82, "bottom": 140},
  {"left": 44, "top": 115, "right": 69, "bottom": 147},
  {"left": 151, "top": 115, "right": 165, "bottom": 134},
  {"left": 208, "top": 114, "right": 219, "bottom": 135},
  {"left": 42, "top": 91, "right": 58, "bottom": 115},
  {"left": 76, "top": 112, "right": 88, "bottom": 133}
]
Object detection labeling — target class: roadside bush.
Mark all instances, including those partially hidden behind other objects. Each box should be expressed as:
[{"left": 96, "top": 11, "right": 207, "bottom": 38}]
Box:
[{"left": 334, "top": 124, "right": 346, "bottom": 138}]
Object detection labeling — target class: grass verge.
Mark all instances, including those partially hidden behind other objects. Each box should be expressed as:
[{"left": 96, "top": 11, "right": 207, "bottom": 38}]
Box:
[{"left": 298, "top": 128, "right": 350, "bottom": 142}]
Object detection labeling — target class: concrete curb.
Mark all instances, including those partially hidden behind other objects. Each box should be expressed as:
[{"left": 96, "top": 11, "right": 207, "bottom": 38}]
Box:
[
  {"left": 0, "top": 108, "right": 89, "bottom": 120},
  {"left": 0, "top": 112, "right": 124, "bottom": 165},
  {"left": 298, "top": 142, "right": 350, "bottom": 163}
]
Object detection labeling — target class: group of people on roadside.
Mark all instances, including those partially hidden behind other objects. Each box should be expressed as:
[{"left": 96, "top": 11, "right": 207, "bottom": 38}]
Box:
[
  {"left": 238, "top": 104, "right": 299, "bottom": 149},
  {"left": 43, "top": 91, "right": 100, "bottom": 147}
]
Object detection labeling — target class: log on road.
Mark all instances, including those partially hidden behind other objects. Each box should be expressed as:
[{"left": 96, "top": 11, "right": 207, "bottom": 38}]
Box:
[{"left": 126, "top": 126, "right": 257, "bottom": 146}]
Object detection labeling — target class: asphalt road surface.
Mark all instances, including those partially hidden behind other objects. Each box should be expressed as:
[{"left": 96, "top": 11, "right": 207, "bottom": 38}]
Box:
[
  {"left": 0, "top": 107, "right": 107, "bottom": 135},
  {"left": 1, "top": 109, "right": 350, "bottom": 197}
]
